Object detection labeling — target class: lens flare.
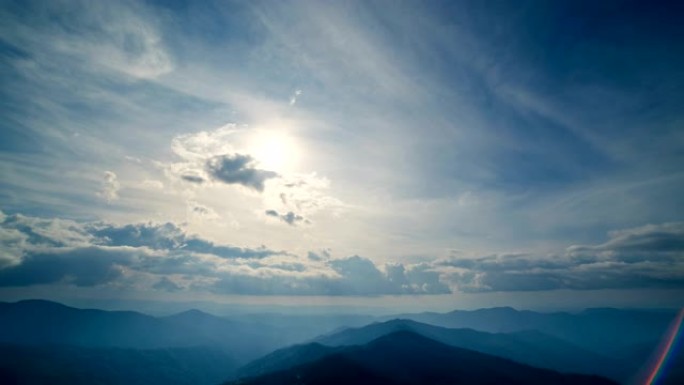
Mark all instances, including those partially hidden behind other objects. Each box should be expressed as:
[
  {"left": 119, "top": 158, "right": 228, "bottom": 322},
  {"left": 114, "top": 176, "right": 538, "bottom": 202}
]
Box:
[{"left": 643, "top": 308, "right": 684, "bottom": 385}]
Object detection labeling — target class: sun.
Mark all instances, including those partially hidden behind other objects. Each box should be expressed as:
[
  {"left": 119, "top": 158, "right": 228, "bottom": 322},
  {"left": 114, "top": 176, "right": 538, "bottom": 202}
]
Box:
[{"left": 248, "top": 130, "right": 300, "bottom": 173}]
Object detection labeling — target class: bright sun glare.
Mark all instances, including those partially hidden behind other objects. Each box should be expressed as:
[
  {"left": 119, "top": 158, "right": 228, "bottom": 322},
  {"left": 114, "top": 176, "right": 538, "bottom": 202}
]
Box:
[{"left": 248, "top": 130, "right": 300, "bottom": 173}]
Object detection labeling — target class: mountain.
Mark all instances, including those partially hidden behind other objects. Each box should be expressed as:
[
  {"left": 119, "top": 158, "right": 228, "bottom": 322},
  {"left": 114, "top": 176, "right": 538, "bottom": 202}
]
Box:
[
  {"left": 0, "top": 344, "right": 236, "bottom": 385},
  {"left": 0, "top": 300, "right": 381, "bottom": 384},
  {"left": 227, "top": 331, "right": 618, "bottom": 385},
  {"left": 0, "top": 300, "right": 319, "bottom": 364},
  {"left": 236, "top": 342, "right": 343, "bottom": 380},
  {"left": 240, "top": 318, "right": 620, "bottom": 380},
  {"left": 387, "top": 307, "right": 676, "bottom": 355}
]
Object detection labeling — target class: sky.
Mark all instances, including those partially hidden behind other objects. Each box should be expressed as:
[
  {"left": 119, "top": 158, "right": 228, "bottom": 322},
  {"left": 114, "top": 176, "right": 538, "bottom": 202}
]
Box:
[{"left": 0, "top": 0, "right": 683, "bottom": 311}]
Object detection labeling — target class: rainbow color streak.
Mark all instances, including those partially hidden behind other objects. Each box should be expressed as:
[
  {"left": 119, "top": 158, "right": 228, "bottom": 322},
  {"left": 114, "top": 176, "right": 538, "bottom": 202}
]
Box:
[{"left": 644, "top": 308, "right": 684, "bottom": 385}]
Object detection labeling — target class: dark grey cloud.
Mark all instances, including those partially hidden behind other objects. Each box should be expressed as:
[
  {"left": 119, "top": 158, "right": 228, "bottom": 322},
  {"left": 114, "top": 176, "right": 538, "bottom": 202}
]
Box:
[
  {"left": 181, "top": 175, "right": 205, "bottom": 184},
  {"left": 90, "top": 222, "right": 276, "bottom": 259},
  {"left": 568, "top": 222, "right": 684, "bottom": 257},
  {"left": 205, "top": 154, "right": 277, "bottom": 192},
  {"left": 265, "top": 209, "right": 306, "bottom": 226},
  {"left": 0, "top": 246, "right": 138, "bottom": 287},
  {"left": 440, "top": 222, "right": 684, "bottom": 292}
]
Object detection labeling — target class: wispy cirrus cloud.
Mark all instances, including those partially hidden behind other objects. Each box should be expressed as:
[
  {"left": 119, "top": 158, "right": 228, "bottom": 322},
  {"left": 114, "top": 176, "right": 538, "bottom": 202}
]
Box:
[{"left": 0, "top": 0, "right": 173, "bottom": 79}]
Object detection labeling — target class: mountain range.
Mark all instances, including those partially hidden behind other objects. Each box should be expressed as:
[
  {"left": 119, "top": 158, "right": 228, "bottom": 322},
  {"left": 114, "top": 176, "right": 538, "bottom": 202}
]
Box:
[
  {"left": 1, "top": 299, "right": 680, "bottom": 385},
  {"left": 228, "top": 331, "right": 618, "bottom": 385}
]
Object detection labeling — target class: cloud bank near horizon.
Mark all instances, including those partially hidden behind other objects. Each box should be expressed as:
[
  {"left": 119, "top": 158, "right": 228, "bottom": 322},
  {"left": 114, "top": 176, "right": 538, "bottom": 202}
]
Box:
[{"left": 1, "top": 210, "right": 682, "bottom": 297}]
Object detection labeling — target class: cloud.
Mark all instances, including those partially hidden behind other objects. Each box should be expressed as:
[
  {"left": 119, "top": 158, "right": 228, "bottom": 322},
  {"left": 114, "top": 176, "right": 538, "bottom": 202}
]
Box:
[
  {"left": 207, "top": 255, "right": 450, "bottom": 296},
  {"left": 439, "top": 223, "right": 684, "bottom": 292},
  {"left": 0, "top": 0, "right": 173, "bottom": 79},
  {"left": 568, "top": 222, "right": 684, "bottom": 256},
  {"left": 0, "top": 211, "right": 282, "bottom": 283},
  {"left": 269, "top": 173, "right": 345, "bottom": 217},
  {"left": 289, "top": 89, "right": 302, "bottom": 106},
  {"left": 307, "top": 250, "right": 330, "bottom": 261},
  {"left": 141, "top": 179, "right": 164, "bottom": 190},
  {"left": 0, "top": 245, "right": 141, "bottom": 287},
  {"left": 153, "top": 276, "right": 183, "bottom": 292},
  {"left": 181, "top": 175, "right": 205, "bottom": 184},
  {"left": 265, "top": 209, "right": 306, "bottom": 226},
  {"left": 187, "top": 201, "right": 219, "bottom": 221},
  {"left": 97, "top": 171, "right": 120, "bottom": 202},
  {"left": 0, "top": 211, "right": 451, "bottom": 296},
  {"left": 89, "top": 222, "right": 276, "bottom": 259},
  {"left": 205, "top": 154, "right": 278, "bottom": 192},
  {"left": 165, "top": 125, "right": 281, "bottom": 193},
  {"left": 2, "top": 211, "right": 682, "bottom": 296}
]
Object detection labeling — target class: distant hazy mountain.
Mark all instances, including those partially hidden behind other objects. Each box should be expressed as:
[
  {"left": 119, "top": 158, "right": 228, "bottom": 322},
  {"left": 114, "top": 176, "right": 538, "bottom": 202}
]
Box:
[
  {"left": 386, "top": 307, "right": 675, "bottom": 355},
  {"left": 3, "top": 300, "right": 677, "bottom": 385},
  {"left": 238, "top": 318, "right": 620, "bottom": 380},
  {"left": 0, "top": 300, "right": 265, "bottom": 360},
  {"left": 227, "top": 331, "right": 618, "bottom": 385},
  {"left": 0, "top": 299, "right": 328, "bottom": 364},
  {"left": 0, "top": 344, "right": 236, "bottom": 385}
]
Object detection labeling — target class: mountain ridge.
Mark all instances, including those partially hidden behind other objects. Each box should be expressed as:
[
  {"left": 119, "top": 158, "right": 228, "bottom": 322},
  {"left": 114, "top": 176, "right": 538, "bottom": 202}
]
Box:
[{"left": 228, "top": 330, "right": 618, "bottom": 385}]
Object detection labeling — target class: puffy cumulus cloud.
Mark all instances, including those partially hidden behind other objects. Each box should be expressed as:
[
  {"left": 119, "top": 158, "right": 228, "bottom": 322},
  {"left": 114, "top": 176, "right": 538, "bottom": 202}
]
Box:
[
  {"left": 0, "top": 227, "right": 28, "bottom": 267},
  {"left": 0, "top": 212, "right": 94, "bottom": 248},
  {"left": 0, "top": 211, "right": 282, "bottom": 288},
  {"left": 165, "top": 124, "right": 279, "bottom": 192},
  {"left": 438, "top": 223, "right": 684, "bottom": 292},
  {"left": 271, "top": 173, "right": 344, "bottom": 216},
  {"left": 265, "top": 209, "right": 306, "bottom": 226},
  {"left": 167, "top": 125, "right": 343, "bottom": 216},
  {"left": 206, "top": 154, "right": 278, "bottom": 192},
  {"left": 97, "top": 171, "right": 120, "bottom": 203},
  {"left": 0, "top": 211, "right": 450, "bottom": 296},
  {"left": 170, "top": 124, "right": 240, "bottom": 161},
  {"left": 207, "top": 255, "right": 450, "bottom": 296}
]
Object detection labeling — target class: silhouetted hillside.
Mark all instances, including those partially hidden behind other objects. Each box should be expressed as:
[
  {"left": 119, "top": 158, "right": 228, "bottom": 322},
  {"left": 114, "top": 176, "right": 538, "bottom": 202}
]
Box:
[
  {"left": 227, "top": 331, "right": 618, "bottom": 385},
  {"left": 314, "top": 318, "right": 621, "bottom": 379},
  {"left": 0, "top": 344, "right": 236, "bottom": 385},
  {"left": 236, "top": 342, "right": 344, "bottom": 379}
]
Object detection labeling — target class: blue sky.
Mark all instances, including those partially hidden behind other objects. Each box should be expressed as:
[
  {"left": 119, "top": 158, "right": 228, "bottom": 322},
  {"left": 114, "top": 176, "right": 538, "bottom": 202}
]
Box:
[{"left": 0, "top": 0, "right": 683, "bottom": 310}]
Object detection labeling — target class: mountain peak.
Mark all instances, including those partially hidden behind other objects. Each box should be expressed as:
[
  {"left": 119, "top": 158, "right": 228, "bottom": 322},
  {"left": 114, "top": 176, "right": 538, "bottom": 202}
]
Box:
[{"left": 175, "top": 308, "right": 213, "bottom": 318}]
